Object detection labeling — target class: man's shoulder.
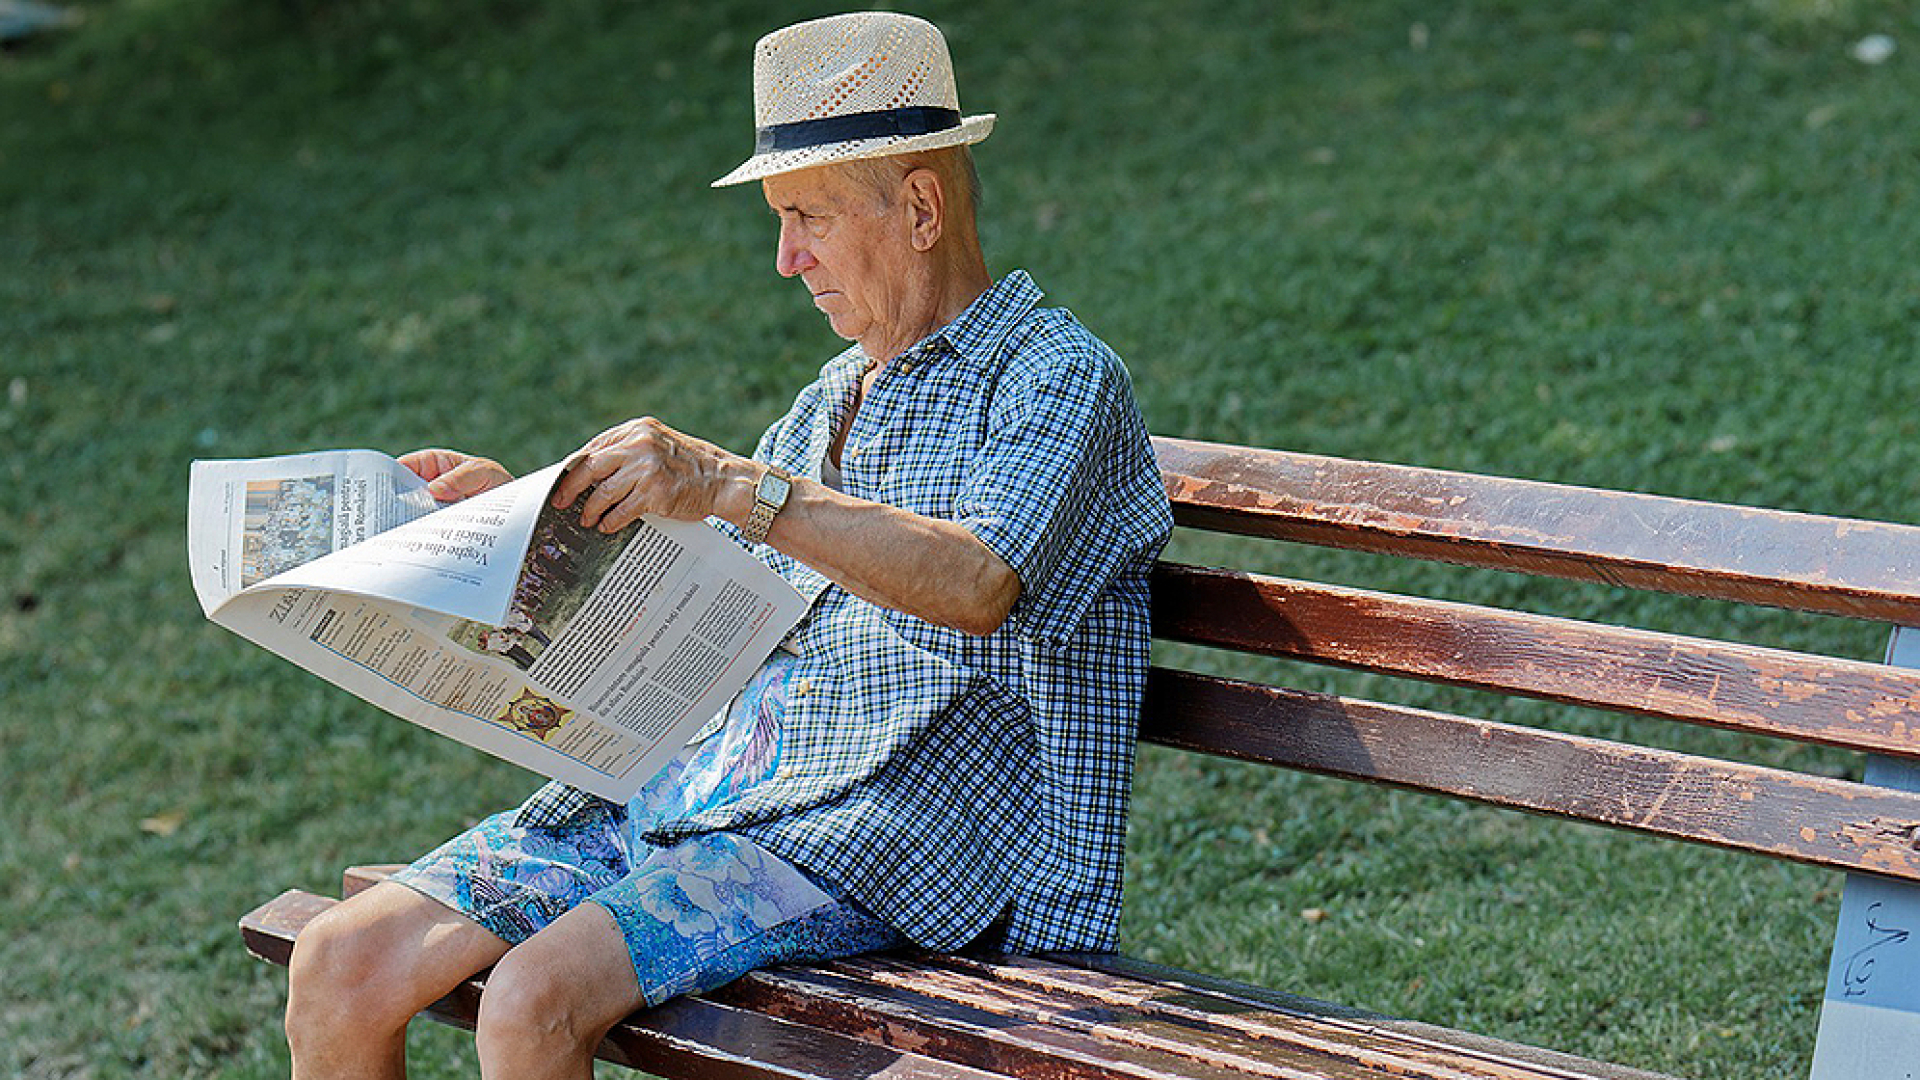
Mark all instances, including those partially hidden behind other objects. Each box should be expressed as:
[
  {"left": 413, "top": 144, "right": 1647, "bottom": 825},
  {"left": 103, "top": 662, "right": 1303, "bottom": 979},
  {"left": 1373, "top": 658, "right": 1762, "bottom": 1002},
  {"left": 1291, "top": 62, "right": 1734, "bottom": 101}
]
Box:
[
  {"left": 995, "top": 303, "right": 1130, "bottom": 387},
  {"left": 948, "top": 270, "right": 1122, "bottom": 380}
]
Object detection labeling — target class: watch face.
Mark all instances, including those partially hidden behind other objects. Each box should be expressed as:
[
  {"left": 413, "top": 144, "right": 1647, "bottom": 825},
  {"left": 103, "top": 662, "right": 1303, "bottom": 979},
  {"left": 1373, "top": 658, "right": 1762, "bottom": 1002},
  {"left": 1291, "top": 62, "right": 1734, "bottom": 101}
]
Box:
[{"left": 760, "top": 469, "right": 791, "bottom": 505}]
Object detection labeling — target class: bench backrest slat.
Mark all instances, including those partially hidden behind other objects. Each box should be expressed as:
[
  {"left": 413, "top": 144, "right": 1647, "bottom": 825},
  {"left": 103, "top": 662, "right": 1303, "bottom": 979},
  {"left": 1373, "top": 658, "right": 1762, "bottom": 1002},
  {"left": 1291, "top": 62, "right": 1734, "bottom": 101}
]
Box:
[
  {"left": 1156, "top": 436, "right": 1920, "bottom": 624},
  {"left": 1143, "top": 669, "right": 1920, "bottom": 883},
  {"left": 1154, "top": 563, "right": 1920, "bottom": 761},
  {"left": 1150, "top": 437, "right": 1920, "bottom": 885}
]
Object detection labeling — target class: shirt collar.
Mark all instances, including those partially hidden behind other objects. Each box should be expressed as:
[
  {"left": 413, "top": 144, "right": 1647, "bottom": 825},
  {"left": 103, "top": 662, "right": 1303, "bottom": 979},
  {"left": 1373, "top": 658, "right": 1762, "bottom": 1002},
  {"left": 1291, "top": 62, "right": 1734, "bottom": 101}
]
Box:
[{"left": 923, "top": 269, "right": 1043, "bottom": 366}]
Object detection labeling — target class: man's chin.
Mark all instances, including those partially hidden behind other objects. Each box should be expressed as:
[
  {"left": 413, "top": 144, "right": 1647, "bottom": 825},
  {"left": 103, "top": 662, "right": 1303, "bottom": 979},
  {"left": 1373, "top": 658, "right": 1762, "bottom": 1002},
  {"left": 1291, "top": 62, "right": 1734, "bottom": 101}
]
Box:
[{"left": 821, "top": 312, "right": 862, "bottom": 342}]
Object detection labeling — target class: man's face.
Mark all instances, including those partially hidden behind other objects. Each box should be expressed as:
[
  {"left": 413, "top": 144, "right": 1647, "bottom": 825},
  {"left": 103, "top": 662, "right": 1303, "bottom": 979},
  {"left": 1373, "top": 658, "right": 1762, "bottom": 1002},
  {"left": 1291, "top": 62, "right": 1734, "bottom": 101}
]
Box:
[{"left": 763, "top": 164, "right": 914, "bottom": 353}]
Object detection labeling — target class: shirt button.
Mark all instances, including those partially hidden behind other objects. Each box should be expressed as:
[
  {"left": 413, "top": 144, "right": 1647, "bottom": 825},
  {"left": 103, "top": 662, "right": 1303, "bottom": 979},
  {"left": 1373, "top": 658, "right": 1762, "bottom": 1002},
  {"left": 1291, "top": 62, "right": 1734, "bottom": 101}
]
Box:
[{"left": 793, "top": 677, "right": 814, "bottom": 697}]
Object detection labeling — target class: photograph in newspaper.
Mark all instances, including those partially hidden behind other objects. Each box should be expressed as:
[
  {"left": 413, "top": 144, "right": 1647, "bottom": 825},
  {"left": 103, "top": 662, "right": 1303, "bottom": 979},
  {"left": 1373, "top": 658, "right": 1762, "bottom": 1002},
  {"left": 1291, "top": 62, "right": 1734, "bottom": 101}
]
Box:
[
  {"left": 241, "top": 475, "right": 336, "bottom": 586},
  {"left": 444, "top": 502, "right": 629, "bottom": 673}
]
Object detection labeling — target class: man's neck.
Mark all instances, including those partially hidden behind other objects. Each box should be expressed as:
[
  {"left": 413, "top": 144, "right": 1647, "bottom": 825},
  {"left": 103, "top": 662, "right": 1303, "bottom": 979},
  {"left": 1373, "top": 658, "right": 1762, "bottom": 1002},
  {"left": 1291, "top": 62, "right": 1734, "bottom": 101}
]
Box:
[{"left": 861, "top": 247, "right": 991, "bottom": 366}]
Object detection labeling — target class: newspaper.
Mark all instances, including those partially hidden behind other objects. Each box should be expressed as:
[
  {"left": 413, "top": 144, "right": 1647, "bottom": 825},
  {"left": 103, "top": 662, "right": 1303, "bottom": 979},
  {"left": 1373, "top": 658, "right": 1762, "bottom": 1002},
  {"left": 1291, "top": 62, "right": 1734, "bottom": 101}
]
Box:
[{"left": 187, "top": 449, "right": 807, "bottom": 802}]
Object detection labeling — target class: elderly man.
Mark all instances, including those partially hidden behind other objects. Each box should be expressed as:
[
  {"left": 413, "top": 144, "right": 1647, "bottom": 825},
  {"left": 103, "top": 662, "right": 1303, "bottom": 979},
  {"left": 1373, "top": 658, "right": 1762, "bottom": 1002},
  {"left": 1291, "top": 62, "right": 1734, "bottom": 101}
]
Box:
[{"left": 283, "top": 13, "right": 1169, "bottom": 1079}]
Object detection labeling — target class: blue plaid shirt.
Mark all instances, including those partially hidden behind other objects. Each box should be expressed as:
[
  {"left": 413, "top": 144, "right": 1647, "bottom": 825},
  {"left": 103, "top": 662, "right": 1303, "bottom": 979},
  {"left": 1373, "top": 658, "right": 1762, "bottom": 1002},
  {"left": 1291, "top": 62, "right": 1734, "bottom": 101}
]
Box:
[{"left": 527, "top": 271, "right": 1169, "bottom": 950}]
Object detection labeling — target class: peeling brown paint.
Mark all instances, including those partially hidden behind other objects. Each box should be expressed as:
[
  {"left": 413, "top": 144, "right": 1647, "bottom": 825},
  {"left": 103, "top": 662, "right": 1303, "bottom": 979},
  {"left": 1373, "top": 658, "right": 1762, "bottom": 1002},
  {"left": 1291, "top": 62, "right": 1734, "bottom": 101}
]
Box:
[{"left": 1843, "top": 817, "right": 1920, "bottom": 850}]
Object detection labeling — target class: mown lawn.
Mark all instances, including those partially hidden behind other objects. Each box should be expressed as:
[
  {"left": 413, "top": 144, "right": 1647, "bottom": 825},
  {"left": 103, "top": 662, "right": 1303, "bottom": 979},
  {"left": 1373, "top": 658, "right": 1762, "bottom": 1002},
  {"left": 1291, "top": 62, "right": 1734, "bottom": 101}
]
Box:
[{"left": 4, "top": 0, "right": 1917, "bottom": 1076}]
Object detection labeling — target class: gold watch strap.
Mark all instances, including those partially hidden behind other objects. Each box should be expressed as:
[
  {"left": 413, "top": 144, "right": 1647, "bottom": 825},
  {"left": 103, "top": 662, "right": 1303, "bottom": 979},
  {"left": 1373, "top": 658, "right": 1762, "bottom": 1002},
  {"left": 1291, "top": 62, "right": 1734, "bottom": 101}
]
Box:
[{"left": 743, "top": 465, "right": 791, "bottom": 545}]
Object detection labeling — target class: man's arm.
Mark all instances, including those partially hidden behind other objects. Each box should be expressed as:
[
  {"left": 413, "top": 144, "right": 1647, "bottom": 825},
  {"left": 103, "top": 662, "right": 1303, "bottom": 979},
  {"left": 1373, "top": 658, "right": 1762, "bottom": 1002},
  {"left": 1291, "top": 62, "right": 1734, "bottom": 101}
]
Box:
[
  {"left": 551, "top": 417, "right": 1019, "bottom": 636},
  {"left": 761, "top": 476, "right": 1019, "bottom": 636}
]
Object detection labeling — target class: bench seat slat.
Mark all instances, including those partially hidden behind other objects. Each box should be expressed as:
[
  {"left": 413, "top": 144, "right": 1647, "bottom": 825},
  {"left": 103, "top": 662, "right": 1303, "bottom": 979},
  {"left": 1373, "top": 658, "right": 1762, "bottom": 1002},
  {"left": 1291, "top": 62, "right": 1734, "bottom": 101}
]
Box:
[
  {"left": 717, "top": 963, "right": 1263, "bottom": 1080},
  {"left": 1154, "top": 563, "right": 1920, "bottom": 760},
  {"left": 1155, "top": 436, "right": 1920, "bottom": 623},
  {"left": 449, "top": 977, "right": 1009, "bottom": 1080},
  {"left": 828, "top": 954, "right": 1582, "bottom": 1080},
  {"left": 818, "top": 956, "right": 1405, "bottom": 1080},
  {"left": 1055, "top": 955, "right": 1674, "bottom": 1080},
  {"left": 343, "top": 868, "right": 1510, "bottom": 1079},
  {"left": 1143, "top": 669, "right": 1920, "bottom": 882},
  {"left": 931, "top": 954, "right": 1661, "bottom": 1080}
]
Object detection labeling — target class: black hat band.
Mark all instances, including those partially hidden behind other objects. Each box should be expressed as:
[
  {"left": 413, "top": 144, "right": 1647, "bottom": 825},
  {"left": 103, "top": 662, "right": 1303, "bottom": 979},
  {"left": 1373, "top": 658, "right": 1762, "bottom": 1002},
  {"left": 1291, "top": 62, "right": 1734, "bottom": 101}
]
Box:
[{"left": 754, "top": 106, "right": 962, "bottom": 155}]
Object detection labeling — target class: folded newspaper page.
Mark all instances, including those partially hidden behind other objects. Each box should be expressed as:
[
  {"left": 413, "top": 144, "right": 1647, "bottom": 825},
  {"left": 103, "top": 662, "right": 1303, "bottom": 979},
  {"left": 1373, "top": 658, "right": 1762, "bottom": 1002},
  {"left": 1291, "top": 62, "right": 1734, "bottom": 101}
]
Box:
[{"left": 187, "top": 449, "right": 808, "bottom": 802}]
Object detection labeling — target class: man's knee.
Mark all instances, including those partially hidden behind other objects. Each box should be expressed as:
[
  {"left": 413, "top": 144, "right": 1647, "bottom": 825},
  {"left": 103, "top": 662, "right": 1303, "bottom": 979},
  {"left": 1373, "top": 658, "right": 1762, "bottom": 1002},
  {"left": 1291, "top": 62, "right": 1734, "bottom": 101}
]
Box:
[
  {"left": 285, "top": 883, "right": 488, "bottom": 1047},
  {"left": 286, "top": 905, "right": 377, "bottom": 1049},
  {"left": 474, "top": 911, "right": 640, "bottom": 1062},
  {"left": 286, "top": 900, "right": 410, "bottom": 1040},
  {"left": 474, "top": 949, "right": 601, "bottom": 1058}
]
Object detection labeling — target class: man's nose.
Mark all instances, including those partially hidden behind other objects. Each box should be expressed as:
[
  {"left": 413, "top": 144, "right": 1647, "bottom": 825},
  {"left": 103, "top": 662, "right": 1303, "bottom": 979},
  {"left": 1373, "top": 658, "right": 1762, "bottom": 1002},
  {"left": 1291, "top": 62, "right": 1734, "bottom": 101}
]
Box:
[{"left": 776, "top": 222, "right": 816, "bottom": 278}]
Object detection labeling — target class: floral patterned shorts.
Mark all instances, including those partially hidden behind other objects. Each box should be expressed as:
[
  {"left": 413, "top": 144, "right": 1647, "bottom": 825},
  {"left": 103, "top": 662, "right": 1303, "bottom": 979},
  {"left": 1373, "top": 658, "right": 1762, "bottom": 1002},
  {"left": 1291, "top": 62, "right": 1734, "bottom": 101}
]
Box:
[
  {"left": 392, "top": 804, "right": 902, "bottom": 1007},
  {"left": 391, "top": 657, "right": 903, "bottom": 1006}
]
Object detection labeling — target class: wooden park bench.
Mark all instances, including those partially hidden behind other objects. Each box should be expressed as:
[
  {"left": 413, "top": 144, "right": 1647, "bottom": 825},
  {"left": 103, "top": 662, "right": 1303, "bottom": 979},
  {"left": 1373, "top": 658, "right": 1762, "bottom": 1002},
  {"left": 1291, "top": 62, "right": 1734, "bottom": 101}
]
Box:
[{"left": 240, "top": 434, "right": 1920, "bottom": 1078}]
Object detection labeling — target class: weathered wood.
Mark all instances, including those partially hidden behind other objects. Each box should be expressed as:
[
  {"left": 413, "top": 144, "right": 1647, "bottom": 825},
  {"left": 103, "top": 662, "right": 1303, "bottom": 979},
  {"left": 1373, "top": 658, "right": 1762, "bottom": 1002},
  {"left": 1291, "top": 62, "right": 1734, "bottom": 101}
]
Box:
[
  {"left": 239, "top": 889, "right": 332, "bottom": 967},
  {"left": 717, "top": 962, "right": 1264, "bottom": 1080},
  {"left": 344, "top": 864, "right": 403, "bottom": 897},
  {"left": 1153, "top": 563, "right": 1920, "bottom": 760},
  {"left": 1142, "top": 668, "right": 1920, "bottom": 883},
  {"left": 1154, "top": 436, "right": 1920, "bottom": 623},
  {"left": 242, "top": 437, "right": 1920, "bottom": 1080},
  {"left": 1051, "top": 955, "right": 1674, "bottom": 1080},
  {"left": 357, "top": 863, "right": 1625, "bottom": 1076},
  {"left": 825, "top": 953, "right": 1600, "bottom": 1080}
]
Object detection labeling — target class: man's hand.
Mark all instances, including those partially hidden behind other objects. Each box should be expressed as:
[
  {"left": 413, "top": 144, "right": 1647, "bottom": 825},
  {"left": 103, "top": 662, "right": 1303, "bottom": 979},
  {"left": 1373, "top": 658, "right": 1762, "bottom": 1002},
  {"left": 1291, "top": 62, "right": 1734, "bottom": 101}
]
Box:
[
  {"left": 551, "top": 418, "right": 756, "bottom": 533},
  {"left": 400, "top": 449, "right": 514, "bottom": 503}
]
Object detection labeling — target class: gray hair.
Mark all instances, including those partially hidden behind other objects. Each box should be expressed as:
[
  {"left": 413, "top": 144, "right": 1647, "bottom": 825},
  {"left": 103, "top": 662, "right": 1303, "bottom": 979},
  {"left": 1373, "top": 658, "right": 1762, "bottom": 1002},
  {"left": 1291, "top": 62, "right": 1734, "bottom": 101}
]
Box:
[{"left": 841, "top": 145, "right": 984, "bottom": 217}]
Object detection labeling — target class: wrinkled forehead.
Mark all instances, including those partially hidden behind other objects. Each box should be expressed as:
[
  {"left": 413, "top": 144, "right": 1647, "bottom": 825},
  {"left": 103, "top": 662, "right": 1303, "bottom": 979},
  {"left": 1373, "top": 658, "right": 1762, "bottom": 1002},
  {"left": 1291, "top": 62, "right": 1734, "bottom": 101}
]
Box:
[{"left": 760, "top": 161, "right": 864, "bottom": 211}]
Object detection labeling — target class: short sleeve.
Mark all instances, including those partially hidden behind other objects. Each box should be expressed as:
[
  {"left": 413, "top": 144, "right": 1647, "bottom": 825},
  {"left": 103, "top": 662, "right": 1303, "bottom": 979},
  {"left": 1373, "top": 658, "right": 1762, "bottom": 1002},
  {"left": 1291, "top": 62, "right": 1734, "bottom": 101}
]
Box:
[{"left": 953, "top": 330, "right": 1168, "bottom": 646}]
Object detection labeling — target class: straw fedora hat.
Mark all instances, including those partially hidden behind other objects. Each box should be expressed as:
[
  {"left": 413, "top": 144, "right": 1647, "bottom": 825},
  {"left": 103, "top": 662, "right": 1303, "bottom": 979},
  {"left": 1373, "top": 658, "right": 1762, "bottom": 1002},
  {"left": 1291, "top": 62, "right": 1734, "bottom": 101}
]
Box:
[{"left": 712, "top": 12, "right": 995, "bottom": 188}]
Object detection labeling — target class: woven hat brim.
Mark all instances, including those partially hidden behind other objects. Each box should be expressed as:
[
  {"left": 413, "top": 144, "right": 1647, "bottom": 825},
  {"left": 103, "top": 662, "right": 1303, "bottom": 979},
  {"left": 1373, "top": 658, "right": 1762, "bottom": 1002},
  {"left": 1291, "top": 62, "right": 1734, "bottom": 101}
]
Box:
[{"left": 711, "top": 114, "right": 994, "bottom": 188}]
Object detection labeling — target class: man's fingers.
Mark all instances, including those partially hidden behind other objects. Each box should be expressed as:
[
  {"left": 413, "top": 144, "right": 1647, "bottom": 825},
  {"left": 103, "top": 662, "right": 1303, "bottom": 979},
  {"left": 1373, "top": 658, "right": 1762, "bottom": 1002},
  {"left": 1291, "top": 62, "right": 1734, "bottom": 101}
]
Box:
[
  {"left": 577, "top": 464, "right": 648, "bottom": 531},
  {"left": 583, "top": 421, "right": 636, "bottom": 453},
  {"left": 551, "top": 452, "right": 616, "bottom": 510},
  {"left": 402, "top": 449, "right": 512, "bottom": 503},
  {"left": 400, "top": 448, "right": 461, "bottom": 482},
  {"left": 551, "top": 419, "right": 706, "bottom": 532},
  {"left": 430, "top": 459, "right": 509, "bottom": 501},
  {"left": 595, "top": 485, "right": 652, "bottom": 533}
]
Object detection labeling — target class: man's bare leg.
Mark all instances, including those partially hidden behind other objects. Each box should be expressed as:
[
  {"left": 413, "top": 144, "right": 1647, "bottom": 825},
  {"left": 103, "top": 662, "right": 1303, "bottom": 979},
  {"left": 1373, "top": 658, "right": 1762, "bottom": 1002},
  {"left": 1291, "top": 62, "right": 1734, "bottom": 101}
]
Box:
[
  {"left": 286, "top": 880, "right": 513, "bottom": 1080},
  {"left": 473, "top": 901, "right": 645, "bottom": 1080}
]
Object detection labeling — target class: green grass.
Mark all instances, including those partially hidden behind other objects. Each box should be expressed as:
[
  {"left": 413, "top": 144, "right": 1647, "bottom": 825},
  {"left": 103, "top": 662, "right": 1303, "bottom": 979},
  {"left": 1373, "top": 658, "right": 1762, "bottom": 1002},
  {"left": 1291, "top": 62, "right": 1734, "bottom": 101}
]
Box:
[{"left": 4, "top": 0, "right": 1918, "bottom": 1076}]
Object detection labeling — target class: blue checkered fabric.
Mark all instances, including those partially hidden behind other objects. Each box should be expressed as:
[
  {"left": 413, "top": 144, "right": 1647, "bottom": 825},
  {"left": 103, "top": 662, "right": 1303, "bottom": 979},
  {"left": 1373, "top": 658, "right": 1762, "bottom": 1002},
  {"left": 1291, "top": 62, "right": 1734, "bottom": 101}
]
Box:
[
  {"left": 526, "top": 270, "right": 1175, "bottom": 949},
  {"left": 528, "top": 270, "right": 1169, "bottom": 951}
]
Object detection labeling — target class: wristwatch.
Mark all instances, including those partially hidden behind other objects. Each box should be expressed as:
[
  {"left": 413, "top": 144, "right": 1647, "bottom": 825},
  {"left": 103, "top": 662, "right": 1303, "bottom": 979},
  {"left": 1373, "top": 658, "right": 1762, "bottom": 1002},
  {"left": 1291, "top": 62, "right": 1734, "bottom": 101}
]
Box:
[{"left": 742, "top": 464, "right": 792, "bottom": 545}]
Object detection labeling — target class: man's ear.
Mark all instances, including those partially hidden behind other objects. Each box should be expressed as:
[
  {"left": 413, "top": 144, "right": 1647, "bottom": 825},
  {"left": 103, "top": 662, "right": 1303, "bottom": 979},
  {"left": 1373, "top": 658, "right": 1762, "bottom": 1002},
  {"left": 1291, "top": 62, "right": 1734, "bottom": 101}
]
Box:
[{"left": 903, "top": 168, "right": 944, "bottom": 252}]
